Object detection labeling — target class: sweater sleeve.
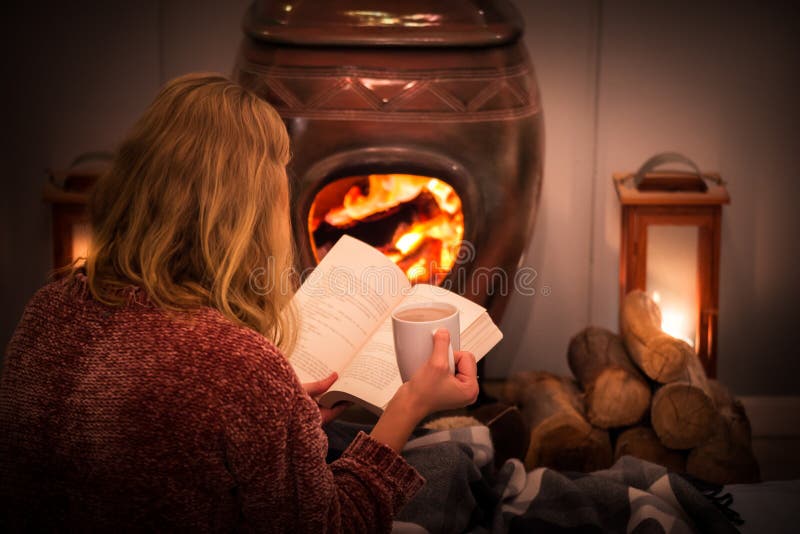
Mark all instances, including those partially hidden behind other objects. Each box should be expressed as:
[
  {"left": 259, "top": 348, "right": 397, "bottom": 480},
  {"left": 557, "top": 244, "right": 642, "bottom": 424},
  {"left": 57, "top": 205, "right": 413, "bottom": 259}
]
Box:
[{"left": 218, "top": 340, "right": 424, "bottom": 533}]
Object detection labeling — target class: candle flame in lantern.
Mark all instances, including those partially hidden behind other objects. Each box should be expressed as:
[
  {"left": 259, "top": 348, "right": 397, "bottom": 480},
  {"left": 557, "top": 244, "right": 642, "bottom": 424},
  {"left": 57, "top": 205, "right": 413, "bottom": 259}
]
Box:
[
  {"left": 71, "top": 222, "right": 92, "bottom": 265},
  {"left": 309, "top": 174, "right": 464, "bottom": 284}
]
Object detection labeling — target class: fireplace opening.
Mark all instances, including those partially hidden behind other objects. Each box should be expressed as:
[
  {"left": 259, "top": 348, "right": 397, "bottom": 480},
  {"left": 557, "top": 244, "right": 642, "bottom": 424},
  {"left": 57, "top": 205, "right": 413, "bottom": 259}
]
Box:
[{"left": 308, "top": 173, "right": 465, "bottom": 285}]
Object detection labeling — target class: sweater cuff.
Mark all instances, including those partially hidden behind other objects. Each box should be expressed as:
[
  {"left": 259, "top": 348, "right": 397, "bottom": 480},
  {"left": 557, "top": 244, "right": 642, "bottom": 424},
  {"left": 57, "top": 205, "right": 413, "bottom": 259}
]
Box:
[{"left": 341, "top": 431, "right": 425, "bottom": 497}]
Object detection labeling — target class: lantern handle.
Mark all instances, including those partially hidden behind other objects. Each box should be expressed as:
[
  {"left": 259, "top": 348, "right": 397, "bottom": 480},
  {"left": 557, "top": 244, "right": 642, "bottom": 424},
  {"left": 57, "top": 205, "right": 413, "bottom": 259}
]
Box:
[
  {"left": 69, "top": 151, "right": 115, "bottom": 169},
  {"left": 633, "top": 152, "right": 724, "bottom": 187},
  {"left": 47, "top": 151, "right": 115, "bottom": 190}
]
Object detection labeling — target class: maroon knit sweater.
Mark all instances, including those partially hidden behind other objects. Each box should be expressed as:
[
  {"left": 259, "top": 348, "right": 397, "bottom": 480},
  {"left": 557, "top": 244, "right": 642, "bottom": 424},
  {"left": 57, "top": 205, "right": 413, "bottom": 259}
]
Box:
[{"left": 0, "top": 274, "right": 424, "bottom": 532}]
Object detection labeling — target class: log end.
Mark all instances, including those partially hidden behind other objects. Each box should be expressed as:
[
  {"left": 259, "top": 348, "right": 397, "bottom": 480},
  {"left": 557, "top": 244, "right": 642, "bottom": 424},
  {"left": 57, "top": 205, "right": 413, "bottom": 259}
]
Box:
[
  {"left": 526, "top": 415, "right": 612, "bottom": 472},
  {"left": 642, "top": 334, "right": 692, "bottom": 383},
  {"left": 586, "top": 368, "right": 651, "bottom": 428},
  {"left": 686, "top": 400, "right": 761, "bottom": 485},
  {"left": 651, "top": 383, "right": 716, "bottom": 449},
  {"left": 614, "top": 426, "right": 687, "bottom": 473}
]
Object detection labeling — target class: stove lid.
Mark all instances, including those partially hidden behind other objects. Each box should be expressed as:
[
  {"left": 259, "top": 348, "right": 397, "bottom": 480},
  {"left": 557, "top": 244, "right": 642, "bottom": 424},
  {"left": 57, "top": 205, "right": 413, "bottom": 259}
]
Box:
[{"left": 243, "top": 0, "right": 523, "bottom": 47}]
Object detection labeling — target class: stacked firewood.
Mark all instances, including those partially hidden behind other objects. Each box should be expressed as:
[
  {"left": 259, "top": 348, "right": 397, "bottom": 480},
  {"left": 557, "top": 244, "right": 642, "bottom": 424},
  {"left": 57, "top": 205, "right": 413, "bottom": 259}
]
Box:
[{"left": 503, "top": 290, "right": 760, "bottom": 485}]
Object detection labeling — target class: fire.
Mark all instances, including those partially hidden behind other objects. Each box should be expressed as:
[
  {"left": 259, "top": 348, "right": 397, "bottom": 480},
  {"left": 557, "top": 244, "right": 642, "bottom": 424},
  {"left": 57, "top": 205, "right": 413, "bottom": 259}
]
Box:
[
  {"left": 309, "top": 174, "right": 464, "bottom": 284},
  {"left": 323, "top": 174, "right": 425, "bottom": 227},
  {"left": 395, "top": 231, "right": 424, "bottom": 254}
]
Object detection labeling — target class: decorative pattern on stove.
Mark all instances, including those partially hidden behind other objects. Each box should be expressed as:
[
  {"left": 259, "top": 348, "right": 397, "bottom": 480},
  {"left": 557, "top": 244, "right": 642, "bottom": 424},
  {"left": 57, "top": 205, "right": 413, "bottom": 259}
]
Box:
[{"left": 236, "top": 62, "right": 540, "bottom": 122}]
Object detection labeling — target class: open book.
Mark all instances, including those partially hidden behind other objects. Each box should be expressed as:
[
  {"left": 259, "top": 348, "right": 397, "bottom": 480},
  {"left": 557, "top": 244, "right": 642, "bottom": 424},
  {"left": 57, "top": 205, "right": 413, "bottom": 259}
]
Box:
[{"left": 288, "top": 235, "right": 503, "bottom": 415}]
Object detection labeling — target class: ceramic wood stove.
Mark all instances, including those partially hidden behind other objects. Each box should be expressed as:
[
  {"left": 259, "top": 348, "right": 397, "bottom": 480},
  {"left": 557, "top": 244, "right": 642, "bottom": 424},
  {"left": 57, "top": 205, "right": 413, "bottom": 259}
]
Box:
[{"left": 234, "top": 0, "right": 544, "bottom": 322}]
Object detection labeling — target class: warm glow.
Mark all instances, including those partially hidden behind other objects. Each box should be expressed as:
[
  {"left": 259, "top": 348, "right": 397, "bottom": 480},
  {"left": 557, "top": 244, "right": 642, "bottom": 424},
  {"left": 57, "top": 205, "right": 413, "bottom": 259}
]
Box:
[
  {"left": 71, "top": 222, "right": 92, "bottom": 264},
  {"left": 395, "top": 231, "right": 424, "bottom": 254},
  {"left": 308, "top": 174, "right": 464, "bottom": 284},
  {"left": 324, "top": 174, "right": 425, "bottom": 227},
  {"left": 646, "top": 225, "right": 699, "bottom": 348},
  {"left": 407, "top": 258, "right": 429, "bottom": 282},
  {"left": 660, "top": 307, "right": 695, "bottom": 346},
  {"left": 651, "top": 291, "right": 695, "bottom": 347}
]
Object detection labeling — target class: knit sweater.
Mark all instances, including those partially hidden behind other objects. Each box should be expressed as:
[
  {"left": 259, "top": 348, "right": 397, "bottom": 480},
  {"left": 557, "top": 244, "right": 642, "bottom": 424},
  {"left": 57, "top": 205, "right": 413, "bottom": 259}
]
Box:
[{"left": 0, "top": 274, "right": 424, "bottom": 532}]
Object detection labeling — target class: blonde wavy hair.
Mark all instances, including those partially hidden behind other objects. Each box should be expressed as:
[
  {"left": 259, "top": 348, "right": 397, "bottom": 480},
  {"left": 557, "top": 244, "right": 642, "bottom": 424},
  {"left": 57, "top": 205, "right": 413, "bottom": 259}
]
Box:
[{"left": 82, "top": 73, "right": 296, "bottom": 351}]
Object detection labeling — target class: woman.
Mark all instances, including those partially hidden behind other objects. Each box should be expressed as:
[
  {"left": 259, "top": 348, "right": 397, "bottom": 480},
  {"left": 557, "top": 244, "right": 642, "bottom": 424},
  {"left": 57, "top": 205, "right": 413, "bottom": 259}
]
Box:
[{"left": 0, "top": 73, "right": 478, "bottom": 532}]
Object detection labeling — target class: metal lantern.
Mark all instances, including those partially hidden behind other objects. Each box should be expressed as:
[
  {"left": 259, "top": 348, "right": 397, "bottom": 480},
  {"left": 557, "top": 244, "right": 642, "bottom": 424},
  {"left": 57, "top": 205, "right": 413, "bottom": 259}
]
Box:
[{"left": 43, "top": 156, "right": 108, "bottom": 272}]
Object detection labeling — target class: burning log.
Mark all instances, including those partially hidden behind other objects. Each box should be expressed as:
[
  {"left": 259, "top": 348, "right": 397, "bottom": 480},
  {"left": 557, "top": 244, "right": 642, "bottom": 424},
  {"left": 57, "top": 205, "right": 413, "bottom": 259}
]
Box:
[
  {"left": 614, "top": 426, "right": 686, "bottom": 473},
  {"left": 506, "top": 371, "right": 613, "bottom": 472},
  {"left": 313, "top": 192, "right": 437, "bottom": 253},
  {"left": 686, "top": 380, "right": 760, "bottom": 484},
  {"left": 650, "top": 350, "right": 716, "bottom": 449},
  {"left": 394, "top": 238, "right": 442, "bottom": 279},
  {"left": 309, "top": 173, "right": 465, "bottom": 285},
  {"left": 620, "top": 290, "right": 694, "bottom": 383},
  {"left": 567, "top": 327, "right": 651, "bottom": 428}
]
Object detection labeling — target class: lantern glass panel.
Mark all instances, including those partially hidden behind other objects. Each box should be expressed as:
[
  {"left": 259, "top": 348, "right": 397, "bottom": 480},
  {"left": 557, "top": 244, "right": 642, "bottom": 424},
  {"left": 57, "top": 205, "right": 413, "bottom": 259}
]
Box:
[{"left": 645, "top": 225, "right": 698, "bottom": 347}]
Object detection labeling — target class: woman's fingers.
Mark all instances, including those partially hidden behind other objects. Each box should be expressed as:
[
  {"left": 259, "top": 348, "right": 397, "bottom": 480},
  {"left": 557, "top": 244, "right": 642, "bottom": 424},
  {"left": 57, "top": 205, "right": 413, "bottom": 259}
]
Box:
[
  {"left": 453, "top": 351, "right": 479, "bottom": 403},
  {"left": 453, "top": 350, "right": 477, "bottom": 380},
  {"left": 302, "top": 372, "right": 338, "bottom": 397},
  {"left": 430, "top": 329, "right": 453, "bottom": 368},
  {"left": 301, "top": 374, "right": 351, "bottom": 425},
  {"left": 320, "top": 401, "right": 352, "bottom": 425}
]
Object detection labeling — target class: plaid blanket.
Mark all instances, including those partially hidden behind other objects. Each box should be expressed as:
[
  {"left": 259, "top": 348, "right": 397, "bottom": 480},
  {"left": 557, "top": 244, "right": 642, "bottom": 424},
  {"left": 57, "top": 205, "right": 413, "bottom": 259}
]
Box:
[{"left": 393, "top": 426, "right": 740, "bottom": 534}]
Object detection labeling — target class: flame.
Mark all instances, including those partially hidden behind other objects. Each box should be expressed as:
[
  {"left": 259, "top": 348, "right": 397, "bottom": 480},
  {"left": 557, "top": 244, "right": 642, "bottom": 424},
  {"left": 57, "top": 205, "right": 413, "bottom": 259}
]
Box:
[
  {"left": 309, "top": 174, "right": 464, "bottom": 284},
  {"left": 71, "top": 222, "right": 92, "bottom": 263},
  {"left": 407, "top": 258, "right": 429, "bottom": 282},
  {"left": 395, "top": 231, "right": 424, "bottom": 254},
  {"left": 325, "top": 174, "right": 429, "bottom": 226}
]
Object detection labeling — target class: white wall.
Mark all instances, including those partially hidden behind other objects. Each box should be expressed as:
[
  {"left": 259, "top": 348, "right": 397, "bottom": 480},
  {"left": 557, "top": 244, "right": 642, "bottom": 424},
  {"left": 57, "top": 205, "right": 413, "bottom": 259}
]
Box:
[
  {"left": 2, "top": 1, "right": 798, "bottom": 395},
  {"left": 491, "top": 0, "right": 800, "bottom": 396},
  {"left": 488, "top": 0, "right": 601, "bottom": 380}
]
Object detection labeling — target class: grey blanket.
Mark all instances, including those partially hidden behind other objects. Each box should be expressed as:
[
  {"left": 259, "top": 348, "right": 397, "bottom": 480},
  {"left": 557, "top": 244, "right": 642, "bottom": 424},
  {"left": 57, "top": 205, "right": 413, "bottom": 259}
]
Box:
[{"left": 391, "top": 426, "right": 740, "bottom": 534}]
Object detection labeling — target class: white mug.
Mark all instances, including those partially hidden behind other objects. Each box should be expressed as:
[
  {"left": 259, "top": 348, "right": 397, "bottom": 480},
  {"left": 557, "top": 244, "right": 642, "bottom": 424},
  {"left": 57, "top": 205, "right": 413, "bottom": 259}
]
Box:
[{"left": 391, "top": 302, "right": 459, "bottom": 382}]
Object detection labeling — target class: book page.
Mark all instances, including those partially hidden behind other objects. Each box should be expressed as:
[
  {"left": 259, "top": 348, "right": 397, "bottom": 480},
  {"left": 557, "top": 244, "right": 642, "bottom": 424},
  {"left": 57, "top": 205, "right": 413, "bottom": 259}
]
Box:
[
  {"left": 323, "top": 317, "right": 401, "bottom": 410},
  {"left": 288, "top": 235, "right": 410, "bottom": 383},
  {"left": 461, "top": 313, "right": 504, "bottom": 361}
]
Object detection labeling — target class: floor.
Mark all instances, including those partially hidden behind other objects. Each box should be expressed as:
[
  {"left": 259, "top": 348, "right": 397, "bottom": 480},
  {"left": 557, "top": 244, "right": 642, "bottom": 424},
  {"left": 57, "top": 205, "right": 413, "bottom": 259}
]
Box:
[{"left": 752, "top": 438, "right": 800, "bottom": 481}]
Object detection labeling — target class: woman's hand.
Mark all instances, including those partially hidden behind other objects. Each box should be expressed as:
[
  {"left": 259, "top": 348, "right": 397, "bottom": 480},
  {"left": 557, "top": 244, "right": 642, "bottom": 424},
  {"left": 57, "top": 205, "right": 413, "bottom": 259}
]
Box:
[
  {"left": 370, "top": 329, "right": 479, "bottom": 451},
  {"left": 302, "top": 372, "right": 351, "bottom": 425},
  {"left": 402, "top": 329, "right": 479, "bottom": 416}
]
